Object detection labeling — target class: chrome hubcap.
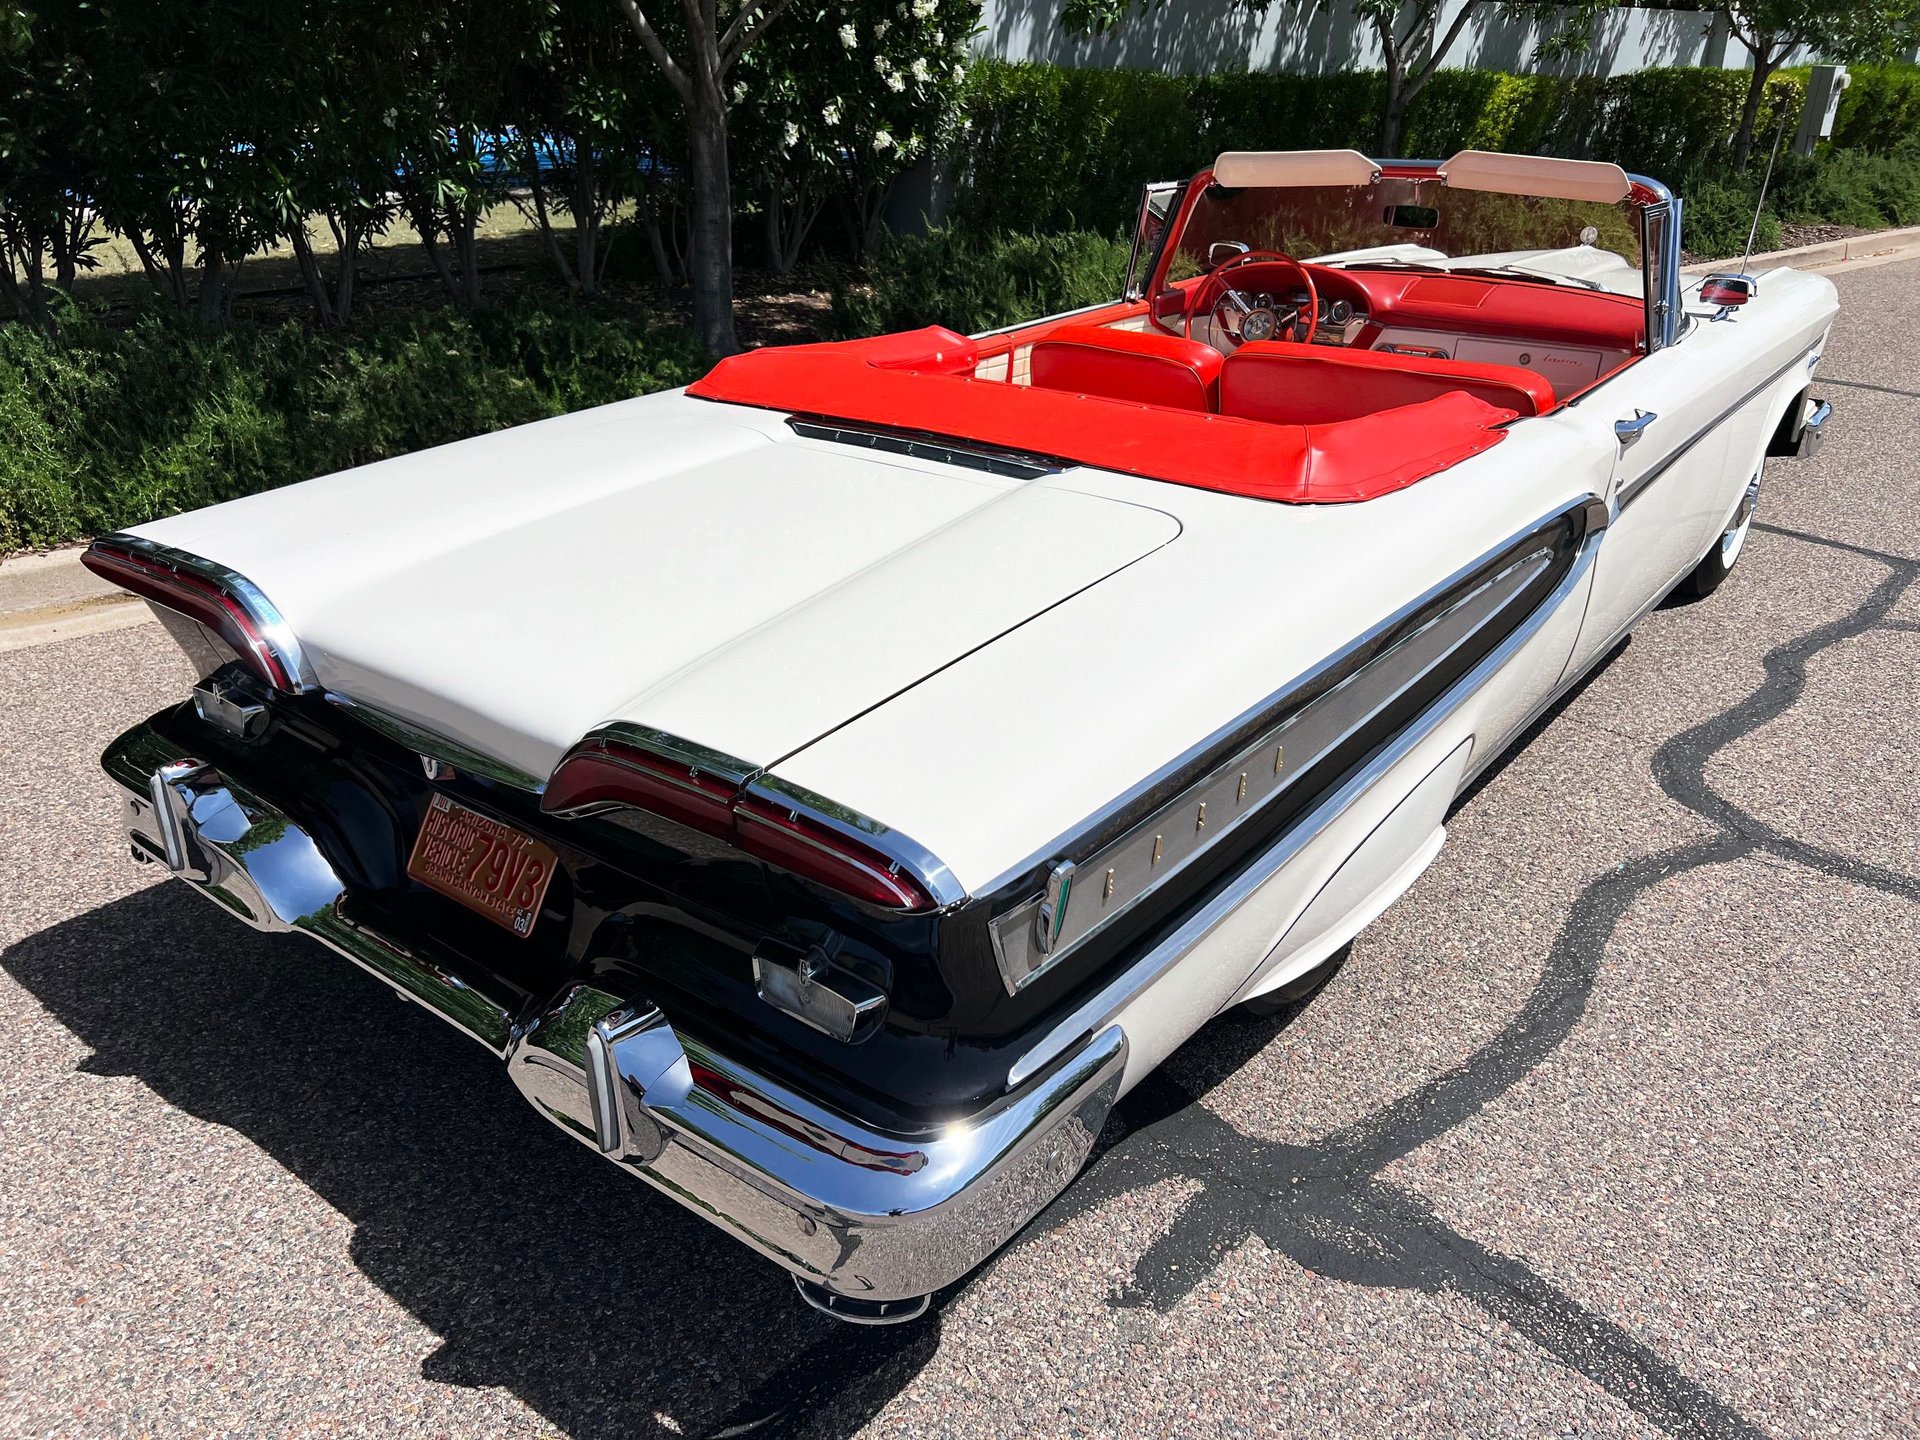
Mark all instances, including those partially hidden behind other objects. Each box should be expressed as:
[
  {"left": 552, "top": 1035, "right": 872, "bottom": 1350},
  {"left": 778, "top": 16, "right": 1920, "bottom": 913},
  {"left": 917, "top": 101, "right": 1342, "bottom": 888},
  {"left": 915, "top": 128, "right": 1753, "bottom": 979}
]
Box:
[{"left": 1721, "top": 471, "right": 1761, "bottom": 568}]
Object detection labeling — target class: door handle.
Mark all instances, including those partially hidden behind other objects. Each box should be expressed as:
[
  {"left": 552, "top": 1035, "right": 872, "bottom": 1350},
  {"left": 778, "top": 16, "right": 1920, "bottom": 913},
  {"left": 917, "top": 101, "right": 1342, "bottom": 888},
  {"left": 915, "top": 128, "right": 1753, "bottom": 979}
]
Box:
[{"left": 1614, "top": 410, "right": 1657, "bottom": 447}]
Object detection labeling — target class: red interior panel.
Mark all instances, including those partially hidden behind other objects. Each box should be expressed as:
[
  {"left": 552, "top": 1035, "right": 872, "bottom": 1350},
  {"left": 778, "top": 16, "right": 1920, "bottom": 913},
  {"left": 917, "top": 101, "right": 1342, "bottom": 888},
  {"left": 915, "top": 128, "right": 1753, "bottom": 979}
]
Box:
[
  {"left": 1220, "top": 343, "right": 1557, "bottom": 424},
  {"left": 689, "top": 329, "right": 1515, "bottom": 504},
  {"left": 1310, "top": 267, "right": 1646, "bottom": 352},
  {"left": 1029, "top": 326, "right": 1224, "bottom": 412}
]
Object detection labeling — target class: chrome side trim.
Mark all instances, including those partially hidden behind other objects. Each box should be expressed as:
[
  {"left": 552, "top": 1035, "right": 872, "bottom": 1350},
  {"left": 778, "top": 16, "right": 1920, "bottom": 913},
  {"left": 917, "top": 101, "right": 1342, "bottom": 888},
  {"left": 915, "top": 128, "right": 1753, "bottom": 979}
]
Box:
[
  {"left": 988, "top": 540, "right": 1561, "bottom": 992},
  {"left": 324, "top": 692, "right": 549, "bottom": 794},
  {"left": 1007, "top": 523, "right": 1604, "bottom": 1090},
  {"left": 1616, "top": 348, "right": 1817, "bottom": 512},
  {"left": 103, "top": 721, "right": 520, "bottom": 1053},
  {"left": 96, "top": 532, "right": 317, "bottom": 692},
  {"left": 974, "top": 497, "right": 1599, "bottom": 908}
]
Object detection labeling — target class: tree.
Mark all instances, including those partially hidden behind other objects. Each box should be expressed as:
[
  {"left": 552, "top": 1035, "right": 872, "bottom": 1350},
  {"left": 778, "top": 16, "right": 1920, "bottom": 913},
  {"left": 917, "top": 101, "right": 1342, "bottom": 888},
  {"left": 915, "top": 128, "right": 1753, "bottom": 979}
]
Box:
[
  {"left": 610, "top": 0, "right": 798, "bottom": 355},
  {"left": 1720, "top": 1, "right": 1920, "bottom": 168},
  {"left": 1064, "top": 1, "right": 1604, "bottom": 155},
  {"left": 734, "top": 1, "right": 975, "bottom": 273}
]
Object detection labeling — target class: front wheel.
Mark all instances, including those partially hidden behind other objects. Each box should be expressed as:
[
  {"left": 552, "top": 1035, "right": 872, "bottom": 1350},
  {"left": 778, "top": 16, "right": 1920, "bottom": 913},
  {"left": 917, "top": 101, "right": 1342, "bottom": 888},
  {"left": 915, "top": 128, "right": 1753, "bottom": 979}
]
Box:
[{"left": 1677, "top": 466, "right": 1762, "bottom": 599}]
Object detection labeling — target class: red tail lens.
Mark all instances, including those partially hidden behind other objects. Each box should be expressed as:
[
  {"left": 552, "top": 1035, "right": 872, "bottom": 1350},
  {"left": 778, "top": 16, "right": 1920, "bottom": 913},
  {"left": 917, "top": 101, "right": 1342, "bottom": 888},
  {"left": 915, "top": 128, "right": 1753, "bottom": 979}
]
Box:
[
  {"left": 541, "top": 739, "right": 736, "bottom": 838},
  {"left": 732, "top": 796, "right": 936, "bottom": 911},
  {"left": 82, "top": 542, "right": 295, "bottom": 692}
]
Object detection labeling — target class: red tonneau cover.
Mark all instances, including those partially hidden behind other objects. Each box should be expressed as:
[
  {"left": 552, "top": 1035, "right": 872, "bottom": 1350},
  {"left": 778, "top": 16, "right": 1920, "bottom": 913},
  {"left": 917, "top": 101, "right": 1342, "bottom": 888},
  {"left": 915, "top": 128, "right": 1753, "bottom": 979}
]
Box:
[{"left": 688, "top": 328, "right": 1515, "bottom": 504}]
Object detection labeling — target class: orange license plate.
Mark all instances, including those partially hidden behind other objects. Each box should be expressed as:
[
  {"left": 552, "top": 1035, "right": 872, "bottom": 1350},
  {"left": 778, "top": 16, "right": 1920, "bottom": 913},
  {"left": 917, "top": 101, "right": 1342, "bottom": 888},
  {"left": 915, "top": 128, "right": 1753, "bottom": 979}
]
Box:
[{"left": 407, "top": 793, "right": 558, "bottom": 938}]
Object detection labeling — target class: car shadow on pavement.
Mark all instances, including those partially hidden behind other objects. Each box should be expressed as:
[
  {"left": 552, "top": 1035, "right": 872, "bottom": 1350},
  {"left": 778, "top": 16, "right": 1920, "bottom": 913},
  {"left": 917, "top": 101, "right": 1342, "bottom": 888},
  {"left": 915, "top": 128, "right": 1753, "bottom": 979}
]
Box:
[
  {"left": 0, "top": 888, "right": 940, "bottom": 1440},
  {"left": 8, "top": 522, "right": 1915, "bottom": 1440}
]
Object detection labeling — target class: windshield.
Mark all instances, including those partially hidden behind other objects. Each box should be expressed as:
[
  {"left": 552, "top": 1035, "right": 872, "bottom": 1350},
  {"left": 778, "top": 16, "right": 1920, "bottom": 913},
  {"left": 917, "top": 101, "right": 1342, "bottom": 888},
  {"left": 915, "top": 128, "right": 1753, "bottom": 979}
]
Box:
[{"left": 1163, "top": 177, "right": 1641, "bottom": 288}]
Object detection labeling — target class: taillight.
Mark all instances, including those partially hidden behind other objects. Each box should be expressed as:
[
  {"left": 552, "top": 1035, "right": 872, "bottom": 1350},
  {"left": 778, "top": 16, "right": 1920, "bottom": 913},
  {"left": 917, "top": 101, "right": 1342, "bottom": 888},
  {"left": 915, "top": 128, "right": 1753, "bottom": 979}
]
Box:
[
  {"left": 541, "top": 736, "right": 734, "bottom": 838},
  {"left": 83, "top": 541, "right": 297, "bottom": 692},
  {"left": 543, "top": 737, "right": 937, "bottom": 912},
  {"left": 732, "top": 795, "right": 936, "bottom": 911}
]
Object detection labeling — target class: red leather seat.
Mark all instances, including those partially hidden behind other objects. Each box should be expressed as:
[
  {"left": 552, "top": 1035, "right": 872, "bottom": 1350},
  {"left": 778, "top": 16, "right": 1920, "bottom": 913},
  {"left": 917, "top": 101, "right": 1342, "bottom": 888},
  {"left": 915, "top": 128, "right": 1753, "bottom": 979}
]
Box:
[
  {"left": 1028, "top": 326, "right": 1225, "bottom": 412},
  {"left": 1220, "top": 343, "right": 1557, "bottom": 425}
]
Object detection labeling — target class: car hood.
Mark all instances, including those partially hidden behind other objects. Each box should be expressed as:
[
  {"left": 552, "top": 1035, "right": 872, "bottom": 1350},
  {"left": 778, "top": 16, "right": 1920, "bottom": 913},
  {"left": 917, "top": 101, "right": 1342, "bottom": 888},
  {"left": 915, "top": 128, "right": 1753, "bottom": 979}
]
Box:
[{"left": 129, "top": 392, "right": 1181, "bottom": 783}]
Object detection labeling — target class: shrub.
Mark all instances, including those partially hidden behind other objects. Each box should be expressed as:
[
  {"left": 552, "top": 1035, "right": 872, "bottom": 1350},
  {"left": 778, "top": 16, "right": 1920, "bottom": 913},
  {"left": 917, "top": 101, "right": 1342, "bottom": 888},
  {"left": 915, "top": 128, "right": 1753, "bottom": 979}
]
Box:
[
  {"left": 1681, "top": 178, "right": 1781, "bottom": 260},
  {"left": 834, "top": 227, "right": 1132, "bottom": 338},
  {"left": 0, "top": 299, "right": 706, "bottom": 554},
  {"left": 1770, "top": 144, "right": 1920, "bottom": 229},
  {"left": 951, "top": 59, "right": 1920, "bottom": 235}
]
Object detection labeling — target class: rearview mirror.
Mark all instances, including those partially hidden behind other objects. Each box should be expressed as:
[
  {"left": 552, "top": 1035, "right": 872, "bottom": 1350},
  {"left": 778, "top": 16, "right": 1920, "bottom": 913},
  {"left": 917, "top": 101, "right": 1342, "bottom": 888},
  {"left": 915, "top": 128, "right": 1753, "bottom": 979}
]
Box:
[{"left": 1208, "top": 241, "right": 1252, "bottom": 267}]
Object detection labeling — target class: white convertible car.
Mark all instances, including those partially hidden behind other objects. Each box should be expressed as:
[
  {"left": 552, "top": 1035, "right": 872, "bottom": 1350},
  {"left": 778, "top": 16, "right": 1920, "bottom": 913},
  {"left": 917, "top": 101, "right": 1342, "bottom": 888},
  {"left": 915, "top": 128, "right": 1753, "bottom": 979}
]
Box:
[{"left": 89, "top": 150, "right": 1835, "bottom": 1323}]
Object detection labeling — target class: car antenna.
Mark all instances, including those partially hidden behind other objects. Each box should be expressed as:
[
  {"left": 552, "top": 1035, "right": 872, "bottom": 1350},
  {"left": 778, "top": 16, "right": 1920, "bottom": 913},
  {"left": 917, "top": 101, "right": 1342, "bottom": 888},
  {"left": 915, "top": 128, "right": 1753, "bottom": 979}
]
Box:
[{"left": 1740, "top": 119, "right": 1787, "bottom": 277}]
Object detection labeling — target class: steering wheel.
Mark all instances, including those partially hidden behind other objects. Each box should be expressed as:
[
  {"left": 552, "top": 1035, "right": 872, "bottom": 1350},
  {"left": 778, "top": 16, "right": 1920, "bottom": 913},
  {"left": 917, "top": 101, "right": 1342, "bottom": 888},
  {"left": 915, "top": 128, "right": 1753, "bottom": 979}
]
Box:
[{"left": 1187, "top": 249, "right": 1318, "bottom": 349}]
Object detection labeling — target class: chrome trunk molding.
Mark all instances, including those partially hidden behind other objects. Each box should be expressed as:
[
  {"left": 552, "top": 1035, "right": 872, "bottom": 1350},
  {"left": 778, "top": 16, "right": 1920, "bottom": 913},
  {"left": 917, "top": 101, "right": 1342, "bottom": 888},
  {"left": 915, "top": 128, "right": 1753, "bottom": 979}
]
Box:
[{"left": 91, "top": 532, "right": 317, "bottom": 692}]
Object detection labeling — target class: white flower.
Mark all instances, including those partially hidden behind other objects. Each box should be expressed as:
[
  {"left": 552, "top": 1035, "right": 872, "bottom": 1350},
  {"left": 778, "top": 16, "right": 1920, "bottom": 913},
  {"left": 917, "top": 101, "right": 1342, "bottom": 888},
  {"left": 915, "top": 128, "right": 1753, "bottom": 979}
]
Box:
[
  {"left": 822, "top": 101, "right": 841, "bottom": 126},
  {"left": 381, "top": 108, "right": 398, "bottom": 128},
  {"left": 885, "top": 69, "right": 905, "bottom": 92},
  {"left": 783, "top": 121, "right": 800, "bottom": 149},
  {"left": 837, "top": 22, "right": 856, "bottom": 47},
  {"left": 732, "top": 82, "right": 746, "bottom": 102},
  {"left": 873, "top": 129, "right": 894, "bottom": 152},
  {"left": 910, "top": 57, "right": 931, "bottom": 84},
  {"left": 874, "top": 18, "right": 889, "bottom": 37},
  {"left": 912, "top": 0, "right": 937, "bottom": 17},
  {"left": 874, "top": 53, "right": 888, "bottom": 74},
  {"left": 951, "top": 63, "right": 966, "bottom": 83}
]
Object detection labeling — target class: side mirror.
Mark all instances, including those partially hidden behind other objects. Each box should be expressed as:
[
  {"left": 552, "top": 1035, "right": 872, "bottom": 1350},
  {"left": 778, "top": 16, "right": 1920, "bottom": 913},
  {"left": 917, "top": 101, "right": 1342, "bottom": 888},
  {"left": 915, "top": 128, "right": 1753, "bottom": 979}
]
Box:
[
  {"left": 1209, "top": 241, "right": 1252, "bottom": 268},
  {"left": 1699, "top": 273, "right": 1756, "bottom": 309}
]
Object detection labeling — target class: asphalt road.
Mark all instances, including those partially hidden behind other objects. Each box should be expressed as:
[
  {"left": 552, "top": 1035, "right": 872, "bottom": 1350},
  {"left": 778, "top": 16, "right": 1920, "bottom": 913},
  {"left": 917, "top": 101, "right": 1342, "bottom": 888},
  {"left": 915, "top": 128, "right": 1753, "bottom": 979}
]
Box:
[{"left": 4, "top": 257, "right": 1918, "bottom": 1440}]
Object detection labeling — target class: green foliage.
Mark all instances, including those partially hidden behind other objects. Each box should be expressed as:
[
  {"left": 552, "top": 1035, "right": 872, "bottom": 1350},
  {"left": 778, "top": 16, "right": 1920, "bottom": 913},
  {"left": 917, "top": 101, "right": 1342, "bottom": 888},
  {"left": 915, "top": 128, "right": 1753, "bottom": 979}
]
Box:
[
  {"left": 833, "top": 228, "right": 1131, "bottom": 338},
  {"left": 953, "top": 58, "right": 1920, "bottom": 236},
  {"left": 0, "top": 300, "right": 705, "bottom": 553},
  {"left": 1770, "top": 143, "right": 1920, "bottom": 228},
  {"left": 1680, "top": 179, "right": 1782, "bottom": 260}
]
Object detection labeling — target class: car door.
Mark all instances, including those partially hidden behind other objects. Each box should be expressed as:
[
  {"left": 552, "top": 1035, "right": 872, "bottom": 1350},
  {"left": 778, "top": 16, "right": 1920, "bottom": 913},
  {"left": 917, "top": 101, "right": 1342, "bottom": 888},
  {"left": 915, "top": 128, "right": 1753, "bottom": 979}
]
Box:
[{"left": 1560, "top": 335, "right": 1737, "bottom": 678}]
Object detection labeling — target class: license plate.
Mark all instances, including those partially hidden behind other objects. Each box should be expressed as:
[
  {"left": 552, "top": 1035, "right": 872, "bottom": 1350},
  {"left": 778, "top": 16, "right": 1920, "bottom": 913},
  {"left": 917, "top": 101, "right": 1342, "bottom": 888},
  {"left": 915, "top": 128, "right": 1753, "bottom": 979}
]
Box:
[{"left": 406, "top": 793, "right": 558, "bottom": 938}]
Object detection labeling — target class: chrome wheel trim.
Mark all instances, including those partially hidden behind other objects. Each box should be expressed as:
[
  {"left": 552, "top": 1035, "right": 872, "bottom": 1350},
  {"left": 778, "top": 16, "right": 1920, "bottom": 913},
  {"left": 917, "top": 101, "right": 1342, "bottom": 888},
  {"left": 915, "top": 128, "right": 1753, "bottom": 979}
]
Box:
[{"left": 1720, "top": 470, "right": 1761, "bottom": 569}]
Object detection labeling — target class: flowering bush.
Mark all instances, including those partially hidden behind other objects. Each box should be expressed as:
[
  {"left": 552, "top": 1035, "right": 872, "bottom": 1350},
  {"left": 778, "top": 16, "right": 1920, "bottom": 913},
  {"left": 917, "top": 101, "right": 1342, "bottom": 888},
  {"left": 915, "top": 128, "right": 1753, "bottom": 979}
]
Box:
[{"left": 734, "top": 0, "right": 980, "bottom": 269}]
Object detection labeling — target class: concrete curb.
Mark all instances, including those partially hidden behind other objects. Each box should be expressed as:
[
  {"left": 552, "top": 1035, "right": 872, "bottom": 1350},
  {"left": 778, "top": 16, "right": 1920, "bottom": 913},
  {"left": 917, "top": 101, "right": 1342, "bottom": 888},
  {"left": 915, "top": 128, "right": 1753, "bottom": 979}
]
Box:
[{"left": 1686, "top": 225, "right": 1920, "bottom": 274}]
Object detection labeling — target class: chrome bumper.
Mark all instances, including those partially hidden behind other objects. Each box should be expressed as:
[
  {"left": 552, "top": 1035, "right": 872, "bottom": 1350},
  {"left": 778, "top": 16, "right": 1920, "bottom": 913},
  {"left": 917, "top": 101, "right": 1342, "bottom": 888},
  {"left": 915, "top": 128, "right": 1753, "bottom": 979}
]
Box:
[
  {"left": 103, "top": 720, "right": 1126, "bottom": 1315},
  {"left": 1798, "top": 397, "right": 1832, "bottom": 458}
]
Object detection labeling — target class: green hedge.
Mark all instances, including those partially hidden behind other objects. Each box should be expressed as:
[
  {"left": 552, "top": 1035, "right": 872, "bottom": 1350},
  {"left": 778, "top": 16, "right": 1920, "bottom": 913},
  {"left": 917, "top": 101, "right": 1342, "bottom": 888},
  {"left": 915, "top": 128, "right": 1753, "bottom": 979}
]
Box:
[
  {"left": 955, "top": 58, "right": 1920, "bottom": 235},
  {"left": 0, "top": 299, "right": 706, "bottom": 553},
  {"left": 834, "top": 228, "right": 1131, "bottom": 338}
]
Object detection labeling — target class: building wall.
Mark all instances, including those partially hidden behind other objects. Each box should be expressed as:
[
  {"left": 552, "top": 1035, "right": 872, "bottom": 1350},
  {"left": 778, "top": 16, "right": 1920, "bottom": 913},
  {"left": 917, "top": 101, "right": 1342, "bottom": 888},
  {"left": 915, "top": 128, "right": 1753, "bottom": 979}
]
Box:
[{"left": 970, "top": 2, "right": 1831, "bottom": 77}]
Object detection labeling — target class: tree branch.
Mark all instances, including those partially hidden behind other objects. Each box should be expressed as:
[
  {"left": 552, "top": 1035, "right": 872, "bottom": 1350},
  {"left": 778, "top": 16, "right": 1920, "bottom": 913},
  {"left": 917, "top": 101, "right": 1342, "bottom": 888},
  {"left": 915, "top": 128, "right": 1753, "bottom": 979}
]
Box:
[
  {"left": 612, "top": 0, "right": 692, "bottom": 103},
  {"left": 720, "top": 0, "right": 795, "bottom": 71},
  {"left": 1410, "top": 0, "right": 1486, "bottom": 90}
]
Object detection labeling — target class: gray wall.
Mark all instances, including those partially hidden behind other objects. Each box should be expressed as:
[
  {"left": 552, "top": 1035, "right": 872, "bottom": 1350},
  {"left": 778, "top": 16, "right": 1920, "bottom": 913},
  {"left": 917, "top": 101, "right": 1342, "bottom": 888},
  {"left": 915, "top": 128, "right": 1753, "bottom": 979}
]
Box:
[{"left": 970, "top": 3, "right": 1838, "bottom": 77}]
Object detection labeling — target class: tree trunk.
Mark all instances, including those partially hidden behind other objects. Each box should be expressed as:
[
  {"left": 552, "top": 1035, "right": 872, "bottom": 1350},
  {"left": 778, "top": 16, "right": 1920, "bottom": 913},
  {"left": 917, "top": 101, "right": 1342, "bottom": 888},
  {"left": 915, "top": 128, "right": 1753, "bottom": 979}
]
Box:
[
  {"left": 1380, "top": 68, "right": 1407, "bottom": 156},
  {"left": 686, "top": 84, "right": 739, "bottom": 356},
  {"left": 289, "top": 225, "right": 337, "bottom": 326},
  {"left": 194, "top": 254, "right": 230, "bottom": 333},
  {"left": 1731, "top": 49, "right": 1779, "bottom": 170},
  {"left": 575, "top": 144, "right": 600, "bottom": 297}
]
